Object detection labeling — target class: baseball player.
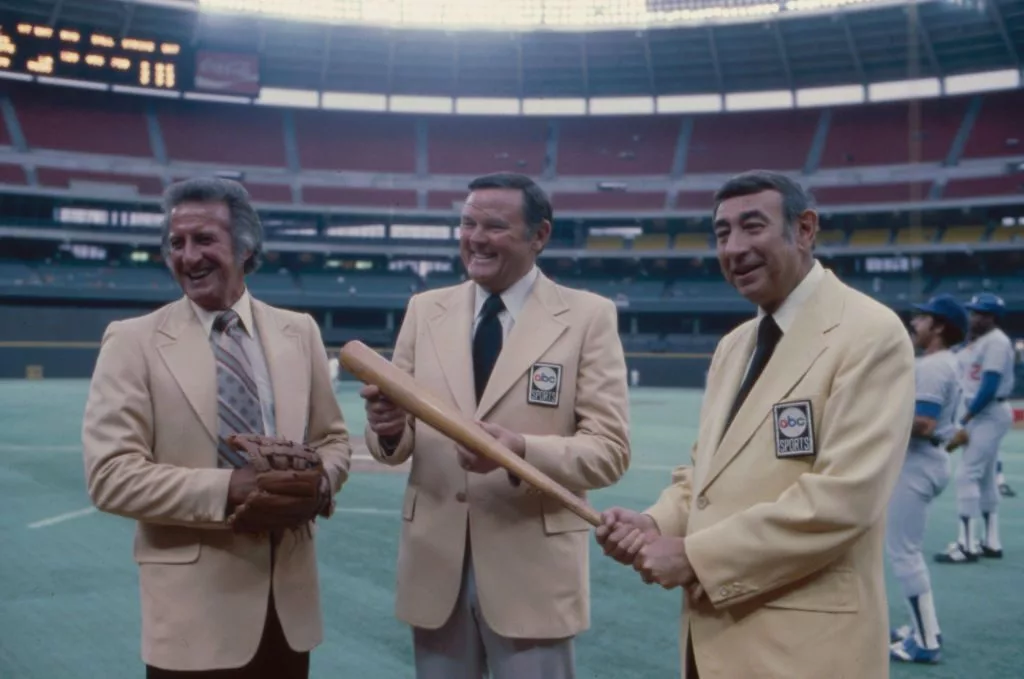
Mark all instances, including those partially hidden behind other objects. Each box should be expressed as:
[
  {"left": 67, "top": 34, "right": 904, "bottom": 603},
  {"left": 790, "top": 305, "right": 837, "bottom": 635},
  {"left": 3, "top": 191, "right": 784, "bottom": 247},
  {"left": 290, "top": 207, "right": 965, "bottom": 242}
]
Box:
[
  {"left": 887, "top": 294, "right": 968, "bottom": 664},
  {"left": 936, "top": 292, "right": 1013, "bottom": 564}
]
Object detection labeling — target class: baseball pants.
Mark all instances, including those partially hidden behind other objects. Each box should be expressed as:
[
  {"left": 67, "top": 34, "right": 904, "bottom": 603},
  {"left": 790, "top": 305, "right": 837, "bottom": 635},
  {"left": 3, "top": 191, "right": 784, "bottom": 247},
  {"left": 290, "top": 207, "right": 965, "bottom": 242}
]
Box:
[
  {"left": 956, "top": 402, "right": 1012, "bottom": 519},
  {"left": 887, "top": 451, "right": 950, "bottom": 597}
]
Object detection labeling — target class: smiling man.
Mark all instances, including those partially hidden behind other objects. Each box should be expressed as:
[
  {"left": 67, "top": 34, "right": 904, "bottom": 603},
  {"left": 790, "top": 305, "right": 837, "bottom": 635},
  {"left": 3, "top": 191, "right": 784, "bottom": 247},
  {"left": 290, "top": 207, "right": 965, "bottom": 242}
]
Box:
[
  {"left": 361, "top": 172, "right": 630, "bottom": 679},
  {"left": 81, "top": 177, "right": 350, "bottom": 678},
  {"left": 596, "top": 170, "right": 916, "bottom": 679}
]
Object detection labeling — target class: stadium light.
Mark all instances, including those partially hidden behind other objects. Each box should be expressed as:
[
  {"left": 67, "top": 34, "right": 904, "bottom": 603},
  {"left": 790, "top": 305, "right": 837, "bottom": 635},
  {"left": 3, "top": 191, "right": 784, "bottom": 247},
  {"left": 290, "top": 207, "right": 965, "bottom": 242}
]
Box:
[
  {"left": 944, "top": 69, "right": 1020, "bottom": 95},
  {"left": 197, "top": 0, "right": 919, "bottom": 30},
  {"left": 868, "top": 77, "right": 942, "bottom": 102}
]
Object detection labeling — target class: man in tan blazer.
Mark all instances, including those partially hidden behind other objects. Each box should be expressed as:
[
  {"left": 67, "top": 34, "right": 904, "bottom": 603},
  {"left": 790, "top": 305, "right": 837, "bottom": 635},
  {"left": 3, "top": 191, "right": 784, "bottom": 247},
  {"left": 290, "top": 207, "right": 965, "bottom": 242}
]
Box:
[
  {"left": 597, "top": 171, "right": 915, "bottom": 679},
  {"left": 361, "top": 172, "right": 630, "bottom": 679},
  {"left": 81, "top": 177, "right": 350, "bottom": 678}
]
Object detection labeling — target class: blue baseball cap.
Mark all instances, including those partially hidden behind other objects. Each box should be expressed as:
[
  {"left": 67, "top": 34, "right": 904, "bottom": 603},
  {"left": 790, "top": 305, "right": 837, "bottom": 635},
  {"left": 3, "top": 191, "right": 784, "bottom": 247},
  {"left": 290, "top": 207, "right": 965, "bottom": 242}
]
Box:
[
  {"left": 912, "top": 294, "right": 969, "bottom": 338},
  {"left": 964, "top": 292, "right": 1005, "bottom": 317}
]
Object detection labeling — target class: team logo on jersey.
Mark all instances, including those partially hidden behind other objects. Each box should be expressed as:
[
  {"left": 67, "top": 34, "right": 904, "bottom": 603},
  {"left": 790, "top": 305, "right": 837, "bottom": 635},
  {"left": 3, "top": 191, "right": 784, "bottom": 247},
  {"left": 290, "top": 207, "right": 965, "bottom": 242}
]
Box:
[
  {"left": 772, "top": 400, "right": 816, "bottom": 458},
  {"left": 527, "top": 363, "right": 562, "bottom": 407}
]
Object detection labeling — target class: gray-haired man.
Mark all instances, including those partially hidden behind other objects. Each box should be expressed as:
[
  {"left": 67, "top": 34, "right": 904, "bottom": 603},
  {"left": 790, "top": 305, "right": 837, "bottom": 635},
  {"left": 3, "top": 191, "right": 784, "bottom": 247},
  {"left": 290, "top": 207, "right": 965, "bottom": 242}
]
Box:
[{"left": 82, "top": 177, "right": 351, "bottom": 678}]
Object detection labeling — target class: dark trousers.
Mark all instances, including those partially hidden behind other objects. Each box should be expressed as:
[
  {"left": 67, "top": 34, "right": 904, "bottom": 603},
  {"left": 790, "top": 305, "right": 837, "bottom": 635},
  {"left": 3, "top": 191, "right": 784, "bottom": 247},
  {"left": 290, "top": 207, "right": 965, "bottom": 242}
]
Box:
[
  {"left": 146, "top": 592, "right": 308, "bottom": 679},
  {"left": 686, "top": 636, "right": 699, "bottom": 679}
]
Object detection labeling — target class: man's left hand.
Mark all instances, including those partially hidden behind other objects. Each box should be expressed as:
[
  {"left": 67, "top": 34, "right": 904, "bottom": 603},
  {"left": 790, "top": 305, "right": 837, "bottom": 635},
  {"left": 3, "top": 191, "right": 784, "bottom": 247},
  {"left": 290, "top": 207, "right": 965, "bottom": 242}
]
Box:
[
  {"left": 633, "top": 536, "right": 699, "bottom": 591},
  {"left": 457, "top": 421, "right": 525, "bottom": 474}
]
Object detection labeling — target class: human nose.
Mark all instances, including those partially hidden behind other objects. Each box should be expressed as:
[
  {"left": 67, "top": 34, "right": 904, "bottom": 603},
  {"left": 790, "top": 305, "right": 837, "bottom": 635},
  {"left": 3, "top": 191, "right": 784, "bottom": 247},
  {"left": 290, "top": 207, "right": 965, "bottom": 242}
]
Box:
[
  {"left": 720, "top": 229, "right": 749, "bottom": 260},
  {"left": 181, "top": 240, "right": 202, "bottom": 266}
]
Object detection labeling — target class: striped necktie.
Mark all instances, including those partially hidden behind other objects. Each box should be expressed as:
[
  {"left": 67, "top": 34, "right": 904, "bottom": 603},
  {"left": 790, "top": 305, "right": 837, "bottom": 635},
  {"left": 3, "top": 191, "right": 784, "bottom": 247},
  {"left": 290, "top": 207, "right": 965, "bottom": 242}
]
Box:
[{"left": 212, "top": 309, "right": 264, "bottom": 468}]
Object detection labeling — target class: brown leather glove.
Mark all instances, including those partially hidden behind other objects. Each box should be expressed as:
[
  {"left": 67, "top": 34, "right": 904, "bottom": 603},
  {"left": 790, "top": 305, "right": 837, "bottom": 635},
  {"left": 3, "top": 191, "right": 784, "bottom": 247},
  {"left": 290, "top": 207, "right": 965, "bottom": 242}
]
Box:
[{"left": 225, "top": 434, "right": 329, "bottom": 536}]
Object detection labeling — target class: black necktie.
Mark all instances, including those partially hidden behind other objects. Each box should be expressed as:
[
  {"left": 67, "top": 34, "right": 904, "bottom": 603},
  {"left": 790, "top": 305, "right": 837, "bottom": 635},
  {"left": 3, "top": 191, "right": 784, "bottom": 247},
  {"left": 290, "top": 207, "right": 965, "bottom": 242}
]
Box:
[
  {"left": 473, "top": 293, "right": 505, "bottom": 403},
  {"left": 724, "top": 315, "right": 782, "bottom": 432}
]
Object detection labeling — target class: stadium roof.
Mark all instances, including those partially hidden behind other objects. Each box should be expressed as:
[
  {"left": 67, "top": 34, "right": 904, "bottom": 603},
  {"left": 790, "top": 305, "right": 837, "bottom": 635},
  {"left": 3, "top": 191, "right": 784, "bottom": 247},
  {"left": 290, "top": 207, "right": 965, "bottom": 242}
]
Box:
[{"left": 4, "top": 0, "right": 1022, "bottom": 97}]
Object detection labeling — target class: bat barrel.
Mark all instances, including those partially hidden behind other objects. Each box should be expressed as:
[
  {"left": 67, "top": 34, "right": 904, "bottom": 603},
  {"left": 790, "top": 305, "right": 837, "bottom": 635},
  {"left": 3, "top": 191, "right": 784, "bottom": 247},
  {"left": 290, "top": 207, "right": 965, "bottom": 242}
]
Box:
[{"left": 339, "top": 341, "right": 602, "bottom": 527}]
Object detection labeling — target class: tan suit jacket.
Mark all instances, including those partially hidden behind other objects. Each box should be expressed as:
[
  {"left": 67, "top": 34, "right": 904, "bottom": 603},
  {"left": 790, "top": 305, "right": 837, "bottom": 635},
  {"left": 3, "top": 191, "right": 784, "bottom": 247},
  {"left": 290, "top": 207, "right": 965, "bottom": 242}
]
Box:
[
  {"left": 646, "top": 269, "right": 915, "bottom": 679},
  {"left": 81, "top": 295, "right": 350, "bottom": 671},
  {"left": 365, "top": 273, "right": 630, "bottom": 640}
]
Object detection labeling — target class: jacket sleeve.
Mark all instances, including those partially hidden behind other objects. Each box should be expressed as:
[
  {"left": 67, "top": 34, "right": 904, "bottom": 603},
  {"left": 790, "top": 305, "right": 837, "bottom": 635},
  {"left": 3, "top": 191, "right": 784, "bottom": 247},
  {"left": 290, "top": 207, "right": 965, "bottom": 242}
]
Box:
[
  {"left": 684, "top": 315, "right": 915, "bottom": 609},
  {"left": 520, "top": 298, "right": 631, "bottom": 493},
  {"left": 364, "top": 295, "right": 418, "bottom": 465},
  {"left": 81, "top": 321, "right": 233, "bottom": 528},
  {"left": 303, "top": 313, "right": 352, "bottom": 502}
]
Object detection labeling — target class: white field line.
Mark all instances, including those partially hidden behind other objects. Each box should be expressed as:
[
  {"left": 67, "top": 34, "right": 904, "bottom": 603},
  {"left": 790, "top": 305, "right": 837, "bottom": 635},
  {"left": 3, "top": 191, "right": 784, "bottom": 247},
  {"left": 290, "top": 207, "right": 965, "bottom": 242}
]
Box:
[{"left": 27, "top": 506, "right": 97, "bottom": 529}]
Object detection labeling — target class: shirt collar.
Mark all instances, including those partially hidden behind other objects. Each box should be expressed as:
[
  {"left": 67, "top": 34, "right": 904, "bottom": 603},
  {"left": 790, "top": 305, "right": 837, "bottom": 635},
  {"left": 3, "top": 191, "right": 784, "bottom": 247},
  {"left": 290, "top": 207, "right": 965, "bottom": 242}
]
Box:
[
  {"left": 757, "top": 259, "right": 824, "bottom": 334},
  {"left": 189, "top": 288, "right": 255, "bottom": 339},
  {"left": 474, "top": 265, "right": 540, "bottom": 324}
]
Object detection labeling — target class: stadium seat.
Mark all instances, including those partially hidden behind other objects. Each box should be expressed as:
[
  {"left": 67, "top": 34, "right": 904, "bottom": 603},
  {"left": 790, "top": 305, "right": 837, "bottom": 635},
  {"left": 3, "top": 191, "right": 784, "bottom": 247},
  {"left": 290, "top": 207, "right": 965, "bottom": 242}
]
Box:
[
  {"left": 940, "top": 225, "right": 986, "bottom": 244},
  {"left": 894, "top": 227, "right": 938, "bottom": 246},
  {"left": 816, "top": 230, "right": 847, "bottom": 247},
  {"left": 672, "top": 233, "right": 711, "bottom": 250},
  {"left": 586, "top": 236, "right": 626, "bottom": 250},
  {"left": 631, "top": 234, "right": 670, "bottom": 251},
  {"left": 988, "top": 226, "right": 1024, "bottom": 243},
  {"left": 847, "top": 228, "right": 893, "bottom": 246}
]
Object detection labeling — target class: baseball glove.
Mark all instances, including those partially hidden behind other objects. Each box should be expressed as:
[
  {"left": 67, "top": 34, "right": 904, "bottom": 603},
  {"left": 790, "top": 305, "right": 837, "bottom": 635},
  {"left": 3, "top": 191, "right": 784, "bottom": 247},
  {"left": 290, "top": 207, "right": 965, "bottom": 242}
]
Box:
[{"left": 225, "top": 433, "right": 329, "bottom": 536}]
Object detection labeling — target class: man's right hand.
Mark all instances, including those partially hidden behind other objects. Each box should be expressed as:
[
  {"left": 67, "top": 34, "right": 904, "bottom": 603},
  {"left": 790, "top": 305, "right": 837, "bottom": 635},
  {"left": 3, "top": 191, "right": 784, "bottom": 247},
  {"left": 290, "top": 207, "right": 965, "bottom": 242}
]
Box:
[
  {"left": 226, "top": 465, "right": 258, "bottom": 513},
  {"left": 361, "top": 384, "right": 407, "bottom": 440},
  {"left": 595, "top": 507, "right": 661, "bottom": 566}
]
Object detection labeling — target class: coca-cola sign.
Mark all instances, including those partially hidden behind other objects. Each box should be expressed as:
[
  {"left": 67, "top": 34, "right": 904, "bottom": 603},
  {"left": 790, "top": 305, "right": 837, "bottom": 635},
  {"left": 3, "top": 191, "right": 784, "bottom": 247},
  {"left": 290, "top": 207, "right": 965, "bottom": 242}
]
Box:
[{"left": 194, "top": 51, "right": 260, "bottom": 95}]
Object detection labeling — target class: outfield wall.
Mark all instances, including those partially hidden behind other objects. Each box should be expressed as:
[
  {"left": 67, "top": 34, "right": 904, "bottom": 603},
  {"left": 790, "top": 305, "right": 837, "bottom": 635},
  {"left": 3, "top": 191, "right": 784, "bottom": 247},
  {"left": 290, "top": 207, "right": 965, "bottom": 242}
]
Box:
[{"left": 0, "top": 344, "right": 711, "bottom": 388}]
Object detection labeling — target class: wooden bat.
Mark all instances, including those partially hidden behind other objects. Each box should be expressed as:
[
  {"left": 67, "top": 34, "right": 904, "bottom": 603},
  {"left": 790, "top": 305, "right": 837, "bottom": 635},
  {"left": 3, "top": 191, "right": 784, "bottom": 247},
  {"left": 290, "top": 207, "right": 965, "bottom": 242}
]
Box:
[{"left": 339, "top": 340, "right": 602, "bottom": 527}]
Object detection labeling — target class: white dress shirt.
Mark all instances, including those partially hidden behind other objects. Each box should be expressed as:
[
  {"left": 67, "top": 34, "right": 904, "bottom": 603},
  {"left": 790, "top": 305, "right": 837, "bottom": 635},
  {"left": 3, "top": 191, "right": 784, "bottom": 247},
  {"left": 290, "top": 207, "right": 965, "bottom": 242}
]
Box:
[
  {"left": 757, "top": 259, "right": 825, "bottom": 334},
  {"left": 190, "top": 288, "right": 277, "bottom": 436},
  {"left": 472, "top": 265, "right": 541, "bottom": 341}
]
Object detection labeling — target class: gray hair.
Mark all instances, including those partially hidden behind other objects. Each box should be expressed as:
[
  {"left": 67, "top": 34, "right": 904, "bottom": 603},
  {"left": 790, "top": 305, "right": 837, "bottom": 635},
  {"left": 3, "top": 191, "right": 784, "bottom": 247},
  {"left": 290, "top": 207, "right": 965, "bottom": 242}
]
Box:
[
  {"left": 159, "top": 177, "right": 264, "bottom": 274},
  {"left": 712, "top": 170, "right": 816, "bottom": 239}
]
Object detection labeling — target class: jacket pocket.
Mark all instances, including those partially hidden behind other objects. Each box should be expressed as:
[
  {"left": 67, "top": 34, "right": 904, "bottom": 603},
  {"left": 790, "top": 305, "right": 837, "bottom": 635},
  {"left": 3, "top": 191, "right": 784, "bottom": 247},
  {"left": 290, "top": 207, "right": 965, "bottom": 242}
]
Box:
[
  {"left": 761, "top": 567, "right": 858, "bottom": 613},
  {"left": 541, "top": 495, "right": 591, "bottom": 535},
  {"left": 133, "top": 525, "right": 201, "bottom": 564}
]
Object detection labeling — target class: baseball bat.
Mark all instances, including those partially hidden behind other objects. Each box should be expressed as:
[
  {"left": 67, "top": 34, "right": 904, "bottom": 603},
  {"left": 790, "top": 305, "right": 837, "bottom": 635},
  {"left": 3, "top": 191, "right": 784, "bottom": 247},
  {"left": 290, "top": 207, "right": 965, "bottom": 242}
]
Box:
[{"left": 339, "top": 340, "right": 602, "bottom": 527}]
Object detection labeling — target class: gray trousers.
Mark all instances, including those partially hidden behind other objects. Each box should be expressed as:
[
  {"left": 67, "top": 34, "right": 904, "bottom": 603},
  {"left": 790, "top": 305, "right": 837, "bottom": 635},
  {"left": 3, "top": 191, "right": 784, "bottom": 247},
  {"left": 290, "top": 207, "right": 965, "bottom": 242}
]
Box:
[{"left": 412, "top": 549, "right": 576, "bottom": 679}]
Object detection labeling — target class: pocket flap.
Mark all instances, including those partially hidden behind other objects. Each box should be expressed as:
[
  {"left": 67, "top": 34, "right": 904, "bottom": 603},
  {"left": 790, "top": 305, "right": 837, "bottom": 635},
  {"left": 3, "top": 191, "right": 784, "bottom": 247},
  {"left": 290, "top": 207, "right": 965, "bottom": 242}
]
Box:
[
  {"left": 541, "top": 496, "right": 591, "bottom": 535},
  {"left": 762, "top": 567, "right": 858, "bottom": 613},
  {"left": 133, "top": 525, "right": 201, "bottom": 564}
]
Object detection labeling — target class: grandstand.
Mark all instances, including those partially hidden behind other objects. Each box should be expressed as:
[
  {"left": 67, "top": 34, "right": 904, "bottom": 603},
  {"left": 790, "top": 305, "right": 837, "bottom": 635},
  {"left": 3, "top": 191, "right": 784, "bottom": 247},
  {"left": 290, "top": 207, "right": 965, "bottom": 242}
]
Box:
[{"left": 0, "top": 0, "right": 1021, "bottom": 388}]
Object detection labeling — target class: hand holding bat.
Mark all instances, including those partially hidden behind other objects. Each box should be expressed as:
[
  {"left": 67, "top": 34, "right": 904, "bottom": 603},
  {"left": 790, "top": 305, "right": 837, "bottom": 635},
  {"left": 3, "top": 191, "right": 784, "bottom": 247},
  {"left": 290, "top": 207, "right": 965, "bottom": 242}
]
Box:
[{"left": 339, "top": 340, "right": 603, "bottom": 527}]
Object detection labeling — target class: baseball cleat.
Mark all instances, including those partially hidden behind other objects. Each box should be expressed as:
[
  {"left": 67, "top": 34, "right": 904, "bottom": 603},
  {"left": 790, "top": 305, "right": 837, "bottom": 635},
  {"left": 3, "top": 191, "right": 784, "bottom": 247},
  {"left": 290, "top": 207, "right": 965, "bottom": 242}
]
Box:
[
  {"left": 890, "top": 625, "right": 912, "bottom": 643},
  {"left": 890, "top": 636, "right": 942, "bottom": 664},
  {"left": 999, "top": 482, "right": 1016, "bottom": 497},
  {"left": 980, "top": 545, "right": 1003, "bottom": 559},
  {"left": 934, "top": 542, "right": 978, "bottom": 564}
]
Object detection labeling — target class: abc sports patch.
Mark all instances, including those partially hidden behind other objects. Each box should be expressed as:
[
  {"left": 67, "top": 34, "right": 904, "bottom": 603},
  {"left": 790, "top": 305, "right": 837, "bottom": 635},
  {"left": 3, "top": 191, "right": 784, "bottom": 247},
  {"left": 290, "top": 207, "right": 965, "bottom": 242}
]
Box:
[
  {"left": 527, "top": 362, "right": 562, "bottom": 407},
  {"left": 772, "top": 400, "right": 816, "bottom": 458}
]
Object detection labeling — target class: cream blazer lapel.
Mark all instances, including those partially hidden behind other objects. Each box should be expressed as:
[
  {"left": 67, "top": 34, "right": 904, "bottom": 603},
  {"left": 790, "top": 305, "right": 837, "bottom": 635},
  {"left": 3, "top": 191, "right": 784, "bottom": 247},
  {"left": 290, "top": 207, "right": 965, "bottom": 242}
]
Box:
[
  {"left": 425, "top": 282, "right": 478, "bottom": 418},
  {"left": 701, "top": 271, "right": 845, "bottom": 493},
  {"left": 250, "top": 300, "right": 306, "bottom": 442},
  {"left": 156, "top": 297, "right": 219, "bottom": 445},
  {"left": 475, "top": 275, "right": 569, "bottom": 420}
]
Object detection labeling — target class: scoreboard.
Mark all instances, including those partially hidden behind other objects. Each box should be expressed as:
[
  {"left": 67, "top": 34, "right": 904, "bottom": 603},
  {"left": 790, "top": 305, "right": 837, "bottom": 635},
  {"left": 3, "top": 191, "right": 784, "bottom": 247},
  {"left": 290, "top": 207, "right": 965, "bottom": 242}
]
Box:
[{"left": 0, "top": 16, "right": 183, "bottom": 91}]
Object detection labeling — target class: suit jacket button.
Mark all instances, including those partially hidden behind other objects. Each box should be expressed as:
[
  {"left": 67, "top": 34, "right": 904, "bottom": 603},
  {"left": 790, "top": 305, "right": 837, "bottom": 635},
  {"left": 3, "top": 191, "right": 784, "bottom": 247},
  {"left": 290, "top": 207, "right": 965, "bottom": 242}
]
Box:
[
  {"left": 696, "top": 495, "right": 708, "bottom": 510},
  {"left": 455, "top": 491, "right": 467, "bottom": 503}
]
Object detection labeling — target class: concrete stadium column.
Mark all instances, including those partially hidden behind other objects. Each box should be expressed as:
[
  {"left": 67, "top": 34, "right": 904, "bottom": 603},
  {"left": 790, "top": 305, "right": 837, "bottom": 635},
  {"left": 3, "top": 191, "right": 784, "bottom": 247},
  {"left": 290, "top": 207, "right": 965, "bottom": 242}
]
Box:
[
  {"left": 387, "top": 311, "right": 395, "bottom": 331},
  {"left": 630, "top": 315, "right": 638, "bottom": 334},
  {"left": 325, "top": 311, "right": 334, "bottom": 328}
]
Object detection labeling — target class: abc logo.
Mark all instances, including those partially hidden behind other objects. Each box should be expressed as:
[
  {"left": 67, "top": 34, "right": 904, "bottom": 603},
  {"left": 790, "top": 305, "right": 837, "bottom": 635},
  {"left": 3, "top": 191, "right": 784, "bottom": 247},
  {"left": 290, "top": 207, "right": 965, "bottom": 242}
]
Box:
[
  {"left": 532, "top": 366, "right": 558, "bottom": 391},
  {"left": 777, "top": 407, "right": 807, "bottom": 438}
]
